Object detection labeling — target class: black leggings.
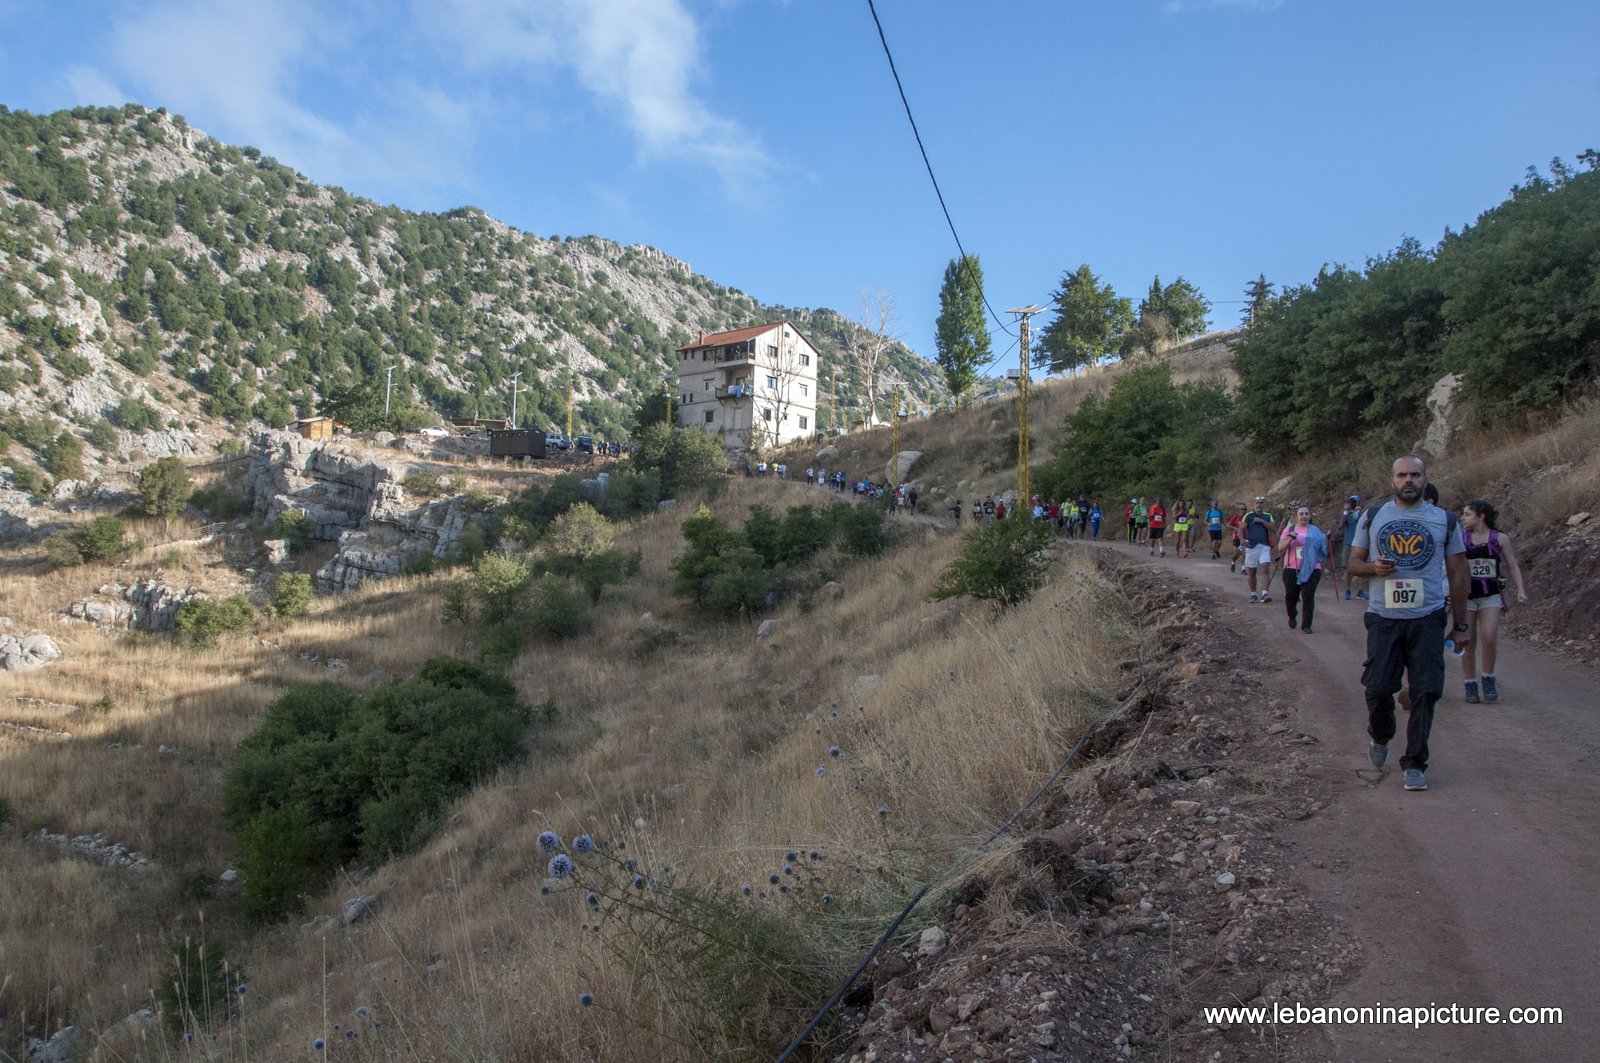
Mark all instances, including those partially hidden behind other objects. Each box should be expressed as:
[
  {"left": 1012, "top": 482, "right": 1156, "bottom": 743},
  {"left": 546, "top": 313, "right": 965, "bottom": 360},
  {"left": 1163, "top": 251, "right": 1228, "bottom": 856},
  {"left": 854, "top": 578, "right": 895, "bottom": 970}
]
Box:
[{"left": 1283, "top": 567, "right": 1322, "bottom": 628}]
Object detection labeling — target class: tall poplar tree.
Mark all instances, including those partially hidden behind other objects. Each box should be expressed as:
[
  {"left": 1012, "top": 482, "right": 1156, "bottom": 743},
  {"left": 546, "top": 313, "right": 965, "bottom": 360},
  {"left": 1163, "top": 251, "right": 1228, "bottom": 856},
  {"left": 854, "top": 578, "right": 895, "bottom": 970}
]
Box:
[{"left": 935, "top": 254, "right": 989, "bottom": 400}]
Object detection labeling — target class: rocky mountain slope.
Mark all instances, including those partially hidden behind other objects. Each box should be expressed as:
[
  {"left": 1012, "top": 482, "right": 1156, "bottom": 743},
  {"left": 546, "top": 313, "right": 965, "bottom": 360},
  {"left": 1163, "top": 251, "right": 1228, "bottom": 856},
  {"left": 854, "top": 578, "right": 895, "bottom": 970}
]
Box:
[{"left": 0, "top": 103, "right": 946, "bottom": 499}]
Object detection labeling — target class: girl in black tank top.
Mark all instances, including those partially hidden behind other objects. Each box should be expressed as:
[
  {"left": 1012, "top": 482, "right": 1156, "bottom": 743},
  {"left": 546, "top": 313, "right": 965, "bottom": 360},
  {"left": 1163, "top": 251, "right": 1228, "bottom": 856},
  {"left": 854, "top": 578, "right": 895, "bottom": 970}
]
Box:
[{"left": 1458, "top": 500, "right": 1530, "bottom": 704}]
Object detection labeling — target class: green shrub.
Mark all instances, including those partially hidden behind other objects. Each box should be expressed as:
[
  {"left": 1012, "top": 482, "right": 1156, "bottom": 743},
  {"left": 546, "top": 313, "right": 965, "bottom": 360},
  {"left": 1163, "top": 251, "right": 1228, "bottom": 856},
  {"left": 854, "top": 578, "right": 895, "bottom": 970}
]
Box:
[
  {"left": 402, "top": 470, "right": 443, "bottom": 497},
  {"left": 526, "top": 574, "right": 589, "bottom": 638},
  {"left": 271, "top": 572, "right": 313, "bottom": 619},
  {"left": 137, "top": 456, "right": 192, "bottom": 524},
  {"left": 173, "top": 595, "right": 253, "bottom": 647},
  {"left": 931, "top": 517, "right": 1054, "bottom": 609},
  {"left": 153, "top": 934, "right": 232, "bottom": 1033},
  {"left": 87, "top": 419, "right": 119, "bottom": 450},
  {"left": 111, "top": 396, "right": 162, "bottom": 431},
  {"left": 189, "top": 484, "right": 248, "bottom": 520},
  {"left": 836, "top": 502, "right": 889, "bottom": 558},
  {"left": 222, "top": 659, "right": 535, "bottom": 922},
  {"left": 469, "top": 552, "right": 532, "bottom": 624},
  {"left": 45, "top": 514, "right": 128, "bottom": 566},
  {"left": 270, "top": 508, "right": 312, "bottom": 552}
]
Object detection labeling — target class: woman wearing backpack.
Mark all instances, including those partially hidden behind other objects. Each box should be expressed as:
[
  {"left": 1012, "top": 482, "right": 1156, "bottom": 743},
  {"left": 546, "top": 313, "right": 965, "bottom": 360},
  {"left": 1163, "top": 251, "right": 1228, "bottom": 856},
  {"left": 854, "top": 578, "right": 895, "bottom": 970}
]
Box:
[{"left": 1459, "top": 499, "right": 1529, "bottom": 703}]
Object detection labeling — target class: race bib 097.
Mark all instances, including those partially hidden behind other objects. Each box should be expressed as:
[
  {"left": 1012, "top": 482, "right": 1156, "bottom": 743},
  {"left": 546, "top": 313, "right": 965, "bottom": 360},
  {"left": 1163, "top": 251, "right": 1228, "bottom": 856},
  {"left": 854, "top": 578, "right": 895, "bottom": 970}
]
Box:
[{"left": 1384, "top": 579, "right": 1425, "bottom": 609}]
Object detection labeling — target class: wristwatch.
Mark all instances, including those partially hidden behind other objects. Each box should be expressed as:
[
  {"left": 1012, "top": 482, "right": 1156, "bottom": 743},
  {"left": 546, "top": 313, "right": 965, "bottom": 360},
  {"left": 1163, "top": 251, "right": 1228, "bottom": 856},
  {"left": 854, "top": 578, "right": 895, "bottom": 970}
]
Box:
[{"left": 1454, "top": 621, "right": 1470, "bottom": 633}]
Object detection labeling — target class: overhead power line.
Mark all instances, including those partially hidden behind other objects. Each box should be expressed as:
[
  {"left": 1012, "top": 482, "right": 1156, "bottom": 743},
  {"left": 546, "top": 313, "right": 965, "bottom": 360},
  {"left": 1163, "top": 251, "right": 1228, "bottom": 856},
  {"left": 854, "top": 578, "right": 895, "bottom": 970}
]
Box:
[{"left": 865, "top": 0, "right": 1014, "bottom": 338}]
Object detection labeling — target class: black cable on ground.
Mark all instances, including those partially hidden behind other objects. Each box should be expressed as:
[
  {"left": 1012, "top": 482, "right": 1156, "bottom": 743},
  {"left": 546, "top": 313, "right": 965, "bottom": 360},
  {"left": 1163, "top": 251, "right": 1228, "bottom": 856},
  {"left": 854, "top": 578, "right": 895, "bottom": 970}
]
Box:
[{"left": 774, "top": 556, "right": 1149, "bottom": 1062}]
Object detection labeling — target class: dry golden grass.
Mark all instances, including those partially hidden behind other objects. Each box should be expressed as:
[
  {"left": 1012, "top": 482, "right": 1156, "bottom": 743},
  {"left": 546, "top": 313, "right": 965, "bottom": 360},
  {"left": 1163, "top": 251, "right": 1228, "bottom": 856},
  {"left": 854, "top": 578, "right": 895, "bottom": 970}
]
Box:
[{"left": 1, "top": 470, "right": 1135, "bottom": 1061}]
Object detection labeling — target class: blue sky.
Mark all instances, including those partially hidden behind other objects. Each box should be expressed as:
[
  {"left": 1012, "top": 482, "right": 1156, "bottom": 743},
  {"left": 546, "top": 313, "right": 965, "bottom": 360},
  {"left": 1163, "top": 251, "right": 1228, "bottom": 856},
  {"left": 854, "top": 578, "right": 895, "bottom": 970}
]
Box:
[{"left": 2, "top": 0, "right": 1596, "bottom": 370}]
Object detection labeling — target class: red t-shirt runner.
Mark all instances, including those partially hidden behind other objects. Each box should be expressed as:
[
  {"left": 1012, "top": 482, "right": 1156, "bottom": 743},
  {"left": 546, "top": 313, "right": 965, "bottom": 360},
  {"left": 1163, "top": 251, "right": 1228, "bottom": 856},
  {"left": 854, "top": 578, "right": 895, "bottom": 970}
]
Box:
[{"left": 1149, "top": 505, "right": 1166, "bottom": 529}]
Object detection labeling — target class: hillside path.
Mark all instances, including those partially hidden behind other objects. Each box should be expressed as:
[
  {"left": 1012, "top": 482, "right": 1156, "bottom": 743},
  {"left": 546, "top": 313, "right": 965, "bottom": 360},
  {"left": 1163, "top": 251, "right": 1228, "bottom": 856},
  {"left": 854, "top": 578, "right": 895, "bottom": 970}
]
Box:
[{"left": 1098, "top": 538, "right": 1599, "bottom": 1061}]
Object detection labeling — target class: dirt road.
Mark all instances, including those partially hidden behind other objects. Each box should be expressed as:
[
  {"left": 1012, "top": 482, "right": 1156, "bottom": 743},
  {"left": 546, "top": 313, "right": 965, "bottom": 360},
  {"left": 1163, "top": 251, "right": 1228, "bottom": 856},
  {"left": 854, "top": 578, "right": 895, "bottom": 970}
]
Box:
[{"left": 1102, "top": 539, "right": 1599, "bottom": 1060}]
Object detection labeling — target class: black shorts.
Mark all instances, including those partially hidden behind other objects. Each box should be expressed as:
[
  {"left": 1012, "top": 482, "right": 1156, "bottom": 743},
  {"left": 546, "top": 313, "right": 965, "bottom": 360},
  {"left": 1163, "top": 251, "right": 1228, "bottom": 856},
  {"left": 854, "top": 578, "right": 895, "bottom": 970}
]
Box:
[
  {"left": 1209, "top": 529, "right": 1223, "bottom": 541},
  {"left": 1362, "top": 609, "right": 1448, "bottom": 696},
  {"left": 1149, "top": 528, "right": 1164, "bottom": 540}
]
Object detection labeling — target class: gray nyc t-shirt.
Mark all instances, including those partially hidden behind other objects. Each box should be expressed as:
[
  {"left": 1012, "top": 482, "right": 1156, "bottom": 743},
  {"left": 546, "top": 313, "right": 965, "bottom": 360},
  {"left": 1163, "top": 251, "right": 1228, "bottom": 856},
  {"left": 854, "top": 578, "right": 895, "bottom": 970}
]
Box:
[{"left": 1353, "top": 501, "right": 1463, "bottom": 619}]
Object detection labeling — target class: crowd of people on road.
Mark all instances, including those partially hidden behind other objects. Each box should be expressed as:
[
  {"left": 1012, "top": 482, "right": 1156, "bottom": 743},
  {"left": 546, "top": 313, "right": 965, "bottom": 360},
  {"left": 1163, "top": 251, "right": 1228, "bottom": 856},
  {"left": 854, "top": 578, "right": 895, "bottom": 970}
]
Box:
[{"left": 1096, "top": 455, "right": 1532, "bottom": 795}]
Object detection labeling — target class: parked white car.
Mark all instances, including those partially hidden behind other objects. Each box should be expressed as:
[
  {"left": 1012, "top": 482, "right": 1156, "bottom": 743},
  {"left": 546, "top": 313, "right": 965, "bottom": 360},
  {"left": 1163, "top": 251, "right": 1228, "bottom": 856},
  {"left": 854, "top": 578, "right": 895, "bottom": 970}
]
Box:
[{"left": 418, "top": 426, "right": 452, "bottom": 438}]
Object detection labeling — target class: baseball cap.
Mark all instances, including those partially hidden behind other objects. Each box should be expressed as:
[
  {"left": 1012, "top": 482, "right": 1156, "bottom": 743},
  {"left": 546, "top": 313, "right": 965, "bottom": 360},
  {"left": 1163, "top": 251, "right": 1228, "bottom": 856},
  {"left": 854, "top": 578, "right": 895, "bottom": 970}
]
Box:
[
  {"left": 1254, "top": 495, "right": 1266, "bottom": 502},
  {"left": 1348, "top": 494, "right": 1361, "bottom": 503}
]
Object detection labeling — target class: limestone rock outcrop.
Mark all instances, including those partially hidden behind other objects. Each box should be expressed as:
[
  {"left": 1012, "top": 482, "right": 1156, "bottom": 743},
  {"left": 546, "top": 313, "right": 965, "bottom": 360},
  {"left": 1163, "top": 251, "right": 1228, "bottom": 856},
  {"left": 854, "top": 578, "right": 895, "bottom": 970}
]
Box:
[{"left": 244, "top": 430, "right": 486, "bottom": 592}]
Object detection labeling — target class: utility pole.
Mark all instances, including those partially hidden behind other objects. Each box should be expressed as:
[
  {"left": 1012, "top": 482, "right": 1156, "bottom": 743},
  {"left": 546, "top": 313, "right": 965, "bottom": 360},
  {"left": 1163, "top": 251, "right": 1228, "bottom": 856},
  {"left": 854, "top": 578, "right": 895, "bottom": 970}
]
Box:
[
  {"left": 384, "top": 365, "right": 396, "bottom": 419},
  {"left": 830, "top": 365, "right": 837, "bottom": 432},
  {"left": 890, "top": 385, "right": 902, "bottom": 487},
  {"left": 566, "top": 375, "right": 574, "bottom": 438},
  {"left": 508, "top": 372, "right": 522, "bottom": 428},
  {"left": 1008, "top": 305, "right": 1044, "bottom": 510}
]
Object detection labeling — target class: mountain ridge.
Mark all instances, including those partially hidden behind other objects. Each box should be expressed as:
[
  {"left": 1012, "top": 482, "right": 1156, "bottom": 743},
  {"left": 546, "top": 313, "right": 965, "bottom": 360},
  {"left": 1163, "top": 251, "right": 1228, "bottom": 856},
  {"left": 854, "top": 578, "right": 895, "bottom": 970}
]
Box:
[{"left": 0, "top": 103, "right": 946, "bottom": 493}]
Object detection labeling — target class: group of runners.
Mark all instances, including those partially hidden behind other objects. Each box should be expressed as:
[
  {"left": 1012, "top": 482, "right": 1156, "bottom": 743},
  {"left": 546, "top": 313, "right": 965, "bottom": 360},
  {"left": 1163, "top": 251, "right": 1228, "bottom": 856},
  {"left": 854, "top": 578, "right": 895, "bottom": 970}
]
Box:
[
  {"left": 1119, "top": 498, "right": 1232, "bottom": 558},
  {"left": 1130, "top": 456, "right": 1529, "bottom": 793}
]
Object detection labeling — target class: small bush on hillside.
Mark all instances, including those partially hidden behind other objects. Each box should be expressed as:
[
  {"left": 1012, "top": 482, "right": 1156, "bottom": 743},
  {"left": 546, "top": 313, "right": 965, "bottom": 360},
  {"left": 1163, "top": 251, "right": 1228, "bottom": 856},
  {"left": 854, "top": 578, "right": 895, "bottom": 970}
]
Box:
[
  {"left": 173, "top": 595, "right": 253, "bottom": 647},
  {"left": 189, "top": 483, "right": 248, "bottom": 520},
  {"left": 271, "top": 572, "right": 313, "bottom": 619},
  {"left": 403, "top": 470, "right": 444, "bottom": 497},
  {"left": 137, "top": 455, "right": 192, "bottom": 525},
  {"left": 270, "top": 508, "right": 312, "bottom": 553},
  {"left": 222, "top": 660, "right": 538, "bottom": 922},
  {"left": 577, "top": 548, "right": 640, "bottom": 604},
  {"left": 45, "top": 514, "right": 129, "bottom": 566},
  {"left": 526, "top": 574, "right": 590, "bottom": 638},
  {"left": 153, "top": 934, "right": 232, "bottom": 1034},
  {"left": 470, "top": 552, "right": 532, "bottom": 625},
  {"left": 836, "top": 503, "right": 890, "bottom": 558},
  {"left": 931, "top": 516, "right": 1054, "bottom": 609},
  {"left": 111, "top": 396, "right": 162, "bottom": 431}
]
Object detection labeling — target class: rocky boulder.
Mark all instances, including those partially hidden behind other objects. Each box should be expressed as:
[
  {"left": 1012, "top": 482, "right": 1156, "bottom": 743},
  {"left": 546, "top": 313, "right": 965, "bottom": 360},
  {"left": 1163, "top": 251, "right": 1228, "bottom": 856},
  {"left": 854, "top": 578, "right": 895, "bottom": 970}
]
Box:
[
  {"left": 1, "top": 633, "right": 62, "bottom": 672},
  {"left": 67, "top": 580, "right": 207, "bottom": 632},
  {"left": 244, "top": 430, "right": 487, "bottom": 593},
  {"left": 1420, "top": 373, "right": 1467, "bottom": 457},
  {"left": 886, "top": 450, "right": 922, "bottom": 484}
]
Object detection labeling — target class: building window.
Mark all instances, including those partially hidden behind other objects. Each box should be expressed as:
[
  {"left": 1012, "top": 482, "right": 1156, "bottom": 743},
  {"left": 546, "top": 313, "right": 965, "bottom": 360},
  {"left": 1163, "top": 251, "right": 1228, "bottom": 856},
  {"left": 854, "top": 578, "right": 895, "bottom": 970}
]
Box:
[
  {"left": 799, "top": 416, "right": 808, "bottom": 430},
  {"left": 800, "top": 354, "right": 810, "bottom": 366},
  {"left": 704, "top": 410, "right": 714, "bottom": 424},
  {"left": 703, "top": 378, "right": 713, "bottom": 391},
  {"left": 800, "top": 383, "right": 808, "bottom": 397},
  {"left": 766, "top": 375, "right": 778, "bottom": 389},
  {"left": 761, "top": 407, "right": 772, "bottom": 422}
]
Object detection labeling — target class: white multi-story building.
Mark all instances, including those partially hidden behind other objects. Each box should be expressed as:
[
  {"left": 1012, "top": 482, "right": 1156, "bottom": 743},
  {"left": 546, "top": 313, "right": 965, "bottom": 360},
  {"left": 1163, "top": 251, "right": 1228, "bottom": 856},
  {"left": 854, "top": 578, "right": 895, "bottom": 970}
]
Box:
[{"left": 676, "top": 321, "right": 821, "bottom": 451}]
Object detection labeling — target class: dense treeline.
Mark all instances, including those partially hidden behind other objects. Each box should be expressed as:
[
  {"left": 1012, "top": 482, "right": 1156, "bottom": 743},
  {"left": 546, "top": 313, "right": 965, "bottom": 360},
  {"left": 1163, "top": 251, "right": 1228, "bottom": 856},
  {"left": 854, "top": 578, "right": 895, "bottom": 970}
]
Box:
[{"left": 1234, "top": 155, "right": 1600, "bottom": 455}]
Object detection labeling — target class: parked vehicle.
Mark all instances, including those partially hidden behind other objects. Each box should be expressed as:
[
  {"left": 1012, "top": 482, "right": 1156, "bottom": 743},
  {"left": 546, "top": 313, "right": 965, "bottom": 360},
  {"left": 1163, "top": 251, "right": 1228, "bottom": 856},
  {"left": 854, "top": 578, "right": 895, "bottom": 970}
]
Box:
[
  {"left": 575, "top": 435, "right": 597, "bottom": 454},
  {"left": 546, "top": 432, "right": 570, "bottom": 450},
  {"left": 418, "top": 425, "right": 452, "bottom": 438}
]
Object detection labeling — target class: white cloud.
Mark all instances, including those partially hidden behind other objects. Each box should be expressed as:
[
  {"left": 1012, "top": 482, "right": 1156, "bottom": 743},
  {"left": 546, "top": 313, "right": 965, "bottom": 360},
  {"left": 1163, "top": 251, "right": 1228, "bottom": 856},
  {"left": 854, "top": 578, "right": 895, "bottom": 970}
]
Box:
[
  {"left": 84, "top": 0, "right": 477, "bottom": 197},
  {"left": 426, "top": 0, "right": 773, "bottom": 194},
  {"left": 64, "top": 65, "right": 128, "bottom": 106}
]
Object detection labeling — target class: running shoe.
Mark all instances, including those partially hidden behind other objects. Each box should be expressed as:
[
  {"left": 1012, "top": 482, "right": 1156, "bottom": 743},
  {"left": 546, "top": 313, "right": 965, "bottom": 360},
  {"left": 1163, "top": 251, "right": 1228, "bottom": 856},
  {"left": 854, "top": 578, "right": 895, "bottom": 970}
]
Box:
[
  {"left": 1356, "top": 590, "right": 1368, "bottom": 600},
  {"left": 1287, "top": 614, "right": 1297, "bottom": 629},
  {"left": 1344, "top": 589, "right": 1352, "bottom": 601},
  {"left": 1249, "top": 592, "right": 1258, "bottom": 603},
  {"left": 1403, "top": 769, "right": 1428, "bottom": 791},
  {"left": 1482, "top": 675, "right": 1499, "bottom": 702},
  {"left": 1464, "top": 680, "right": 1480, "bottom": 704},
  {"left": 1368, "top": 741, "right": 1388, "bottom": 768},
  {"left": 1302, "top": 626, "right": 1313, "bottom": 634},
  {"left": 1261, "top": 592, "right": 1272, "bottom": 603}
]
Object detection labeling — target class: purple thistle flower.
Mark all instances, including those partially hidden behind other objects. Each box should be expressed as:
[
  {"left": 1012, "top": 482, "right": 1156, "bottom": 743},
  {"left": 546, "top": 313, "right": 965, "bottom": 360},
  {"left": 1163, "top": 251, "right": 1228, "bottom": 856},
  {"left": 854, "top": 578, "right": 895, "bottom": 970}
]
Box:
[
  {"left": 346, "top": 1030, "right": 359, "bottom": 1039},
  {"left": 537, "top": 830, "right": 561, "bottom": 853},
  {"left": 579, "top": 992, "right": 595, "bottom": 1008},
  {"left": 877, "top": 805, "right": 890, "bottom": 817},
  {"left": 633, "top": 874, "right": 646, "bottom": 888},
  {"left": 355, "top": 1006, "right": 370, "bottom": 1019},
  {"left": 816, "top": 766, "right": 828, "bottom": 777},
  {"left": 573, "top": 834, "right": 594, "bottom": 853},
  {"left": 547, "top": 854, "right": 575, "bottom": 879},
  {"left": 586, "top": 891, "right": 600, "bottom": 907},
  {"left": 786, "top": 851, "right": 798, "bottom": 862},
  {"left": 741, "top": 884, "right": 752, "bottom": 895},
  {"left": 779, "top": 884, "right": 789, "bottom": 893},
  {"left": 313, "top": 1038, "right": 326, "bottom": 1051},
  {"left": 822, "top": 893, "right": 834, "bottom": 904},
  {"left": 769, "top": 872, "right": 781, "bottom": 884},
  {"left": 828, "top": 745, "right": 842, "bottom": 758},
  {"left": 235, "top": 984, "right": 247, "bottom": 995}
]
